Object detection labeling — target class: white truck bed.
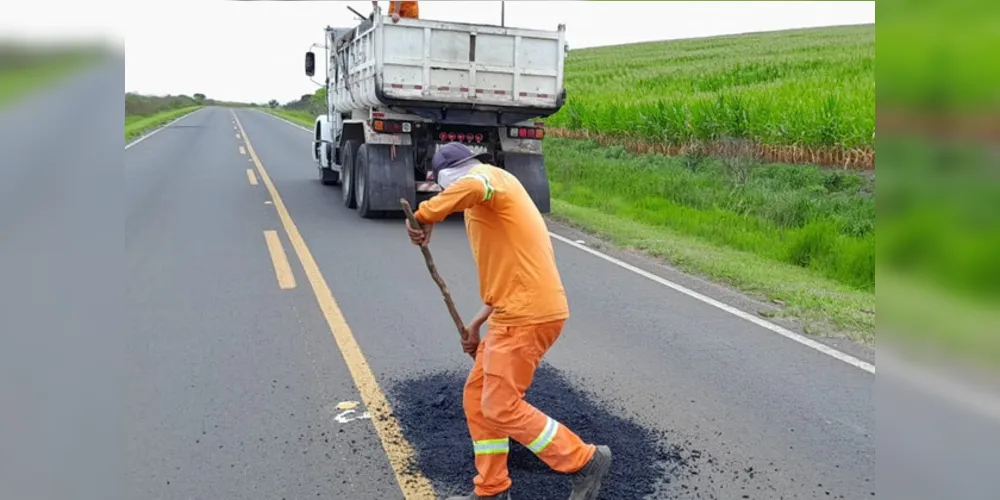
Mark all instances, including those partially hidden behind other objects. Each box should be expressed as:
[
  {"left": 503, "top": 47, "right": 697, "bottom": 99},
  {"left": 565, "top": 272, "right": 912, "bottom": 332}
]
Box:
[{"left": 331, "top": 16, "right": 567, "bottom": 114}]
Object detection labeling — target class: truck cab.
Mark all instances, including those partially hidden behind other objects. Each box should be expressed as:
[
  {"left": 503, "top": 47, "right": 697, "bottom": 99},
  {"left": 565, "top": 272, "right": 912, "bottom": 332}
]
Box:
[{"left": 305, "top": 12, "right": 568, "bottom": 219}]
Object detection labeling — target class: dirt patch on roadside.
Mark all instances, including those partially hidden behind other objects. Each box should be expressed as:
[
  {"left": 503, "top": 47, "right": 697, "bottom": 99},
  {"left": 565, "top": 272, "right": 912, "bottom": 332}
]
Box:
[{"left": 549, "top": 128, "right": 875, "bottom": 171}]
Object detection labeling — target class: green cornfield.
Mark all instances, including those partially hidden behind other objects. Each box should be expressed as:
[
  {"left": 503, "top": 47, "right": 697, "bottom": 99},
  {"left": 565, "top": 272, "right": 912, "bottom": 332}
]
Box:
[{"left": 547, "top": 24, "right": 875, "bottom": 150}]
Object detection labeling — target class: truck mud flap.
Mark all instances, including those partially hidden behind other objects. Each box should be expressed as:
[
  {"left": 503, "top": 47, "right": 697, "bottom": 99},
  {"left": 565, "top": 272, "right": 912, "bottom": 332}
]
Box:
[
  {"left": 356, "top": 143, "right": 416, "bottom": 219},
  {"left": 503, "top": 153, "right": 551, "bottom": 214}
]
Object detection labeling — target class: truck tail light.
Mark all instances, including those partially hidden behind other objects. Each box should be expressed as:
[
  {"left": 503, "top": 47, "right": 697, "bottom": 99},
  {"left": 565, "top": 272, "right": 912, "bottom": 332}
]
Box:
[
  {"left": 448, "top": 132, "right": 456, "bottom": 141},
  {"left": 508, "top": 127, "right": 543, "bottom": 140},
  {"left": 372, "top": 119, "right": 411, "bottom": 134},
  {"left": 457, "top": 133, "right": 466, "bottom": 142},
  {"left": 475, "top": 133, "right": 483, "bottom": 143},
  {"left": 439, "top": 132, "right": 448, "bottom": 140}
]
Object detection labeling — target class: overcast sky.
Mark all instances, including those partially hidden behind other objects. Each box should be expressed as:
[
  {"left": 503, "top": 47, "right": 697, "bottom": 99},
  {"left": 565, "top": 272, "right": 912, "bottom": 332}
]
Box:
[{"left": 4, "top": 0, "right": 874, "bottom": 104}]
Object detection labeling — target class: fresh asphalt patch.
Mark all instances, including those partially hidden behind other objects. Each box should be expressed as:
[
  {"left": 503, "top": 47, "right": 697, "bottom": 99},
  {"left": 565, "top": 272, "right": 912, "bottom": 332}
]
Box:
[{"left": 388, "top": 362, "right": 731, "bottom": 499}]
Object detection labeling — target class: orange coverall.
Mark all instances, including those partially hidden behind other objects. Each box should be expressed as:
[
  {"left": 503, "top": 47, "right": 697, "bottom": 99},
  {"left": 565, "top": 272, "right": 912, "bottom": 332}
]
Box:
[
  {"left": 415, "top": 163, "right": 596, "bottom": 497},
  {"left": 387, "top": 1, "right": 419, "bottom": 19}
]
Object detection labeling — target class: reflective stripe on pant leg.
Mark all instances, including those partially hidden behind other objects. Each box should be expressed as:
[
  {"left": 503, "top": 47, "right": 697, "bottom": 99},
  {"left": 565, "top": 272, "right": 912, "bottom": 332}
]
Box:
[
  {"left": 527, "top": 416, "right": 559, "bottom": 454},
  {"left": 473, "top": 438, "right": 510, "bottom": 456},
  {"left": 482, "top": 320, "right": 593, "bottom": 473},
  {"left": 467, "top": 342, "right": 512, "bottom": 496}
]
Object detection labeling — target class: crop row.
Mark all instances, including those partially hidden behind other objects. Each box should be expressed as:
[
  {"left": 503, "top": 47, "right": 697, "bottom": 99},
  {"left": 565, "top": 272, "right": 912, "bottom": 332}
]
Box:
[{"left": 547, "top": 25, "right": 875, "bottom": 150}]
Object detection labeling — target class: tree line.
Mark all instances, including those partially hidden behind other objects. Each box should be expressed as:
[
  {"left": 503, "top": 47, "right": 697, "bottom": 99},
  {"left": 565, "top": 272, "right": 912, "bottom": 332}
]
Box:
[{"left": 125, "top": 92, "right": 255, "bottom": 117}]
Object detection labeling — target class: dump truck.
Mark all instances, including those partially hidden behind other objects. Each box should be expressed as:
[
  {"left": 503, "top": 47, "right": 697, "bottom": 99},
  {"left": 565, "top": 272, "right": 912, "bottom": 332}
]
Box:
[{"left": 304, "top": 8, "right": 568, "bottom": 218}]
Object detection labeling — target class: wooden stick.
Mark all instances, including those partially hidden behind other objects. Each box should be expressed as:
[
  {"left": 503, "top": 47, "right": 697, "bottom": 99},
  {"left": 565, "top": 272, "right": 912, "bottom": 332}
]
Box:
[{"left": 400, "top": 199, "right": 474, "bottom": 359}]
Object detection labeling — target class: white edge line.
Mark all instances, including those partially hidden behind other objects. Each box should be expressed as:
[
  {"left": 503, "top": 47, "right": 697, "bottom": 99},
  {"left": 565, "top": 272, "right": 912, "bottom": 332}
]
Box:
[
  {"left": 256, "top": 108, "right": 314, "bottom": 132},
  {"left": 550, "top": 233, "right": 875, "bottom": 374},
  {"left": 878, "top": 349, "right": 1000, "bottom": 422},
  {"left": 258, "top": 108, "right": 876, "bottom": 375},
  {"left": 125, "top": 107, "right": 206, "bottom": 150}
]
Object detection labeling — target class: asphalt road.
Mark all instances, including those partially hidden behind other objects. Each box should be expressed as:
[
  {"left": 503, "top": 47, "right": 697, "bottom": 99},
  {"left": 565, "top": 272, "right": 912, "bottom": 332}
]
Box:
[
  {"left": 3, "top": 63, "right": 908, "bottom": 500},
  {"left": 1, "top": 59, "right": 124, "bottom": 500},
  {"left": 125, "top": 103, "right": 876, "bottom": 499}
]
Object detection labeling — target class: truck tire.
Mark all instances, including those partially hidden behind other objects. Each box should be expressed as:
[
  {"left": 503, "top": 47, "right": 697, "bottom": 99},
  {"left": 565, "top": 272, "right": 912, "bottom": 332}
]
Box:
[
  {"left": 341, "top": 139, "right": 361, "bottom": 209},
  {"left": 503, "top": 152, "right": 551, "bottom": 214},
  {"left": 355, "top": 143, "right": 416, "bottom": 219}
]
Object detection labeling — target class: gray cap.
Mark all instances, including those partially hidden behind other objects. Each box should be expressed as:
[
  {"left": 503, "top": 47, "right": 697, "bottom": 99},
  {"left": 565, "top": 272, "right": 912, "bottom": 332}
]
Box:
[{"left": 431, "top": 142, "right": 492, "bottom": 179}]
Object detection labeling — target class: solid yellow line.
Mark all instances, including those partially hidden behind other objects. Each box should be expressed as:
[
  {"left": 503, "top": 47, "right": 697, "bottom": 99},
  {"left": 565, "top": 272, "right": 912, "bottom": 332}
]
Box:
[
  {"left": 232, "top": 110, "right": 436, "bottom": 499},
  {"left": 246, "top": 168, "right": 258, "bottom": 186},
  {"left": 263, "top": 230, "right": 296, "bottom": 289}
]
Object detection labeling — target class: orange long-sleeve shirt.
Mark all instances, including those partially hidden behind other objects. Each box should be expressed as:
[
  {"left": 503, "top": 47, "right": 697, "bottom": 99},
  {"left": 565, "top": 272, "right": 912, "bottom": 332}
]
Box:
[
  {"left": 415, "top": 164, "right": 569, "bottom": 327},
  {"left": 387, "top": 1, "right": 419, "bottom": 18}
]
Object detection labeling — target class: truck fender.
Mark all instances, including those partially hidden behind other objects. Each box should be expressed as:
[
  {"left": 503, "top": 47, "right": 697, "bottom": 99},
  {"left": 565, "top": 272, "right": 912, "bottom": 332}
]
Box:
[
  {"left": 355, "top": 143, "right": 416, "bottom": 218},
  {"left": 502, "top": 152, "right": 550, "bottom": 214}
]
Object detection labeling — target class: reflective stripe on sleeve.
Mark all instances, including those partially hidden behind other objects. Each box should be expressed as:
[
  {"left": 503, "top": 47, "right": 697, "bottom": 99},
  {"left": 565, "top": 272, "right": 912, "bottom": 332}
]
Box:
[{"left": 461, "top": 172, "right": 495, "bottom": 201}]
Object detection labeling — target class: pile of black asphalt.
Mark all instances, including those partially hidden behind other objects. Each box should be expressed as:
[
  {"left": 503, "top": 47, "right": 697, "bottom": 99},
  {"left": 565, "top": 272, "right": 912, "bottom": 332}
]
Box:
[{"left": 388, "top": 362, "right": 706, "bottom": 499}]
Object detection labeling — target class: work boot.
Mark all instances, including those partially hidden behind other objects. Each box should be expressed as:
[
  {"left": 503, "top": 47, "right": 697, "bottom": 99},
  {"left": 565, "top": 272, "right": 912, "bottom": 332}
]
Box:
[
  {"left": 568, "top": 445, "right": 612, "bottom": 500},
  {"left": 444, "top": 490, "right": 511, "bottom": 500}
]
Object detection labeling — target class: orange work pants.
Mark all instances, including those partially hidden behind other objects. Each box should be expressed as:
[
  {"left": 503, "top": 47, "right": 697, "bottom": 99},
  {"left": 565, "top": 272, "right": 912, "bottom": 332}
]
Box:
[{"left": 463, "top": 319, "right": 595, "bottom": 496}]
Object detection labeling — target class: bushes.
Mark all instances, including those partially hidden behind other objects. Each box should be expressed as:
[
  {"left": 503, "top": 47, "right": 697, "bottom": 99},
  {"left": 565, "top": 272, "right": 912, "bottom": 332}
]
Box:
[
  {"left": 125, "top": 93, "right": 203, "bottom": 117},
  {"left": 545, "top": 139, "right": 875, "bottom": 291},
  {"left": 125, "top": 92, "right": 251, "bottom": 118}
]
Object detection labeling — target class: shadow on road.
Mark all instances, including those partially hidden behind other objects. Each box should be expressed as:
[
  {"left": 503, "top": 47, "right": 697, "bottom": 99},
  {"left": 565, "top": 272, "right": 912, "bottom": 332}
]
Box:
[{"left": 388, "top": 363, "right": 704, "bottom": 499}]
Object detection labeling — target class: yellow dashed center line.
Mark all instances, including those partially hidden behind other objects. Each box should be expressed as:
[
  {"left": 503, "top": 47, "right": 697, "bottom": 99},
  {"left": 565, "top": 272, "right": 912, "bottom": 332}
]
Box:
[
  {"left": 263, "top": 230, "right": 296, "bottom": 290},
  {"left": 246, "top": 168, "right": 258, "bottom": 186},
  {"left": 232, "top": 111, "right": 436, "bottom": 499}
]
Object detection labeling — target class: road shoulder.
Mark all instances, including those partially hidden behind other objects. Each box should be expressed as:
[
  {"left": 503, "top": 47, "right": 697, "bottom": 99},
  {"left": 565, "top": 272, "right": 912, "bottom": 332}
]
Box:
[{"left": 545, "top": 216, "right": 876, "bottom": 366}]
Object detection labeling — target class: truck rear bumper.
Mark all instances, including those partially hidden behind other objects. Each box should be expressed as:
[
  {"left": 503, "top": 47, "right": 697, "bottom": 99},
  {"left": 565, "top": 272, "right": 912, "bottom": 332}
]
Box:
[{"left": 416, "top": 181, "right": 442, "bottom": 194}]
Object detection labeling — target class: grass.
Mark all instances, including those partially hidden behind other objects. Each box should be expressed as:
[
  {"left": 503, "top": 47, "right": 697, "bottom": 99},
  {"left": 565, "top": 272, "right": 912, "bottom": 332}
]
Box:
[
  {"left": 879, "top": 268, "right": 1000, "bottom": 370},
  {"left": 547, "top": 24, "right": 874, "bottom": 154},
  {"left": 875, "top": 136, "right": 1000, "bottom": 368},
  {"left": 546, "top": 140, "right": 874, "bottom": 287},
  {"left": 125, "top": 106, "right": 202, "bottom": 142},
  {"left": 267, "top": 108, "right": 314, "bottom": 127},
  {"left": 544, "top": 139, "right": 874, "bottom": 342},
  {"left": 0, "top": 49, "right": 99, "bottom": 106},
  {"left": 550, "top": 200, "right": 874, "bottom": 343}
]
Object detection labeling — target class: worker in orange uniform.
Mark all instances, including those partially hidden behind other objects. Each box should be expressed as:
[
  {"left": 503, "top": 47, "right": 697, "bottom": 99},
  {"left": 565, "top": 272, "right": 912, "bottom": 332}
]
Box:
[
  {"left": 339, "top": 1, "right": 418, "bottom": 48},
  {"left": 372, "top": 0, "right": 419, "bottom": 23},
  {"left": 406, "top": 143, "right": 613, "bottom": 500}
]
